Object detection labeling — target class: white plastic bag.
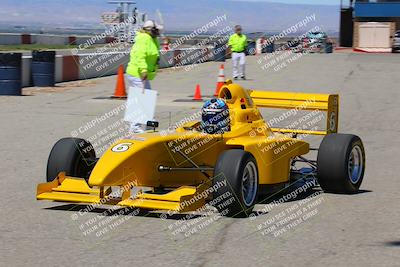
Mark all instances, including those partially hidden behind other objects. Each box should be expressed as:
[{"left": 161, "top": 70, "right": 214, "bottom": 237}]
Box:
[{"left": 124, "top": 86, "right": 158, "bottom": 124}]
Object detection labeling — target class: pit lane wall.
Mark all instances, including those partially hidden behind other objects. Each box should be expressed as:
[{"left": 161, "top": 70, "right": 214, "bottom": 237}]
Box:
[
  {"left": 18, "top": 46, "right": 218, "bottom": 87},
  {"left": 0, "top": 33, "right": 111, "bottom": 46},
  {"left": 18, "top": 38, "right": 279, "bottom": 87}
]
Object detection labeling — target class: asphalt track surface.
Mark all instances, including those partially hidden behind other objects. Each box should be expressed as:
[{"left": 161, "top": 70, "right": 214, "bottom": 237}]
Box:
[{"left": 1, "top": 52, "right": 399, "bottom": 267}]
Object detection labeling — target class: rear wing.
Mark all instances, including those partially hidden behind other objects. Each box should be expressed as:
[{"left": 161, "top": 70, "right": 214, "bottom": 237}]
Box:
[{"left": 249, "top": 90, "right": 339, "bottom": 135}]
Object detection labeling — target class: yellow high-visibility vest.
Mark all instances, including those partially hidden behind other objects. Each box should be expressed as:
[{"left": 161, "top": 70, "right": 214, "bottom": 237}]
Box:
[
  {"left": 126, "top": 31, "right": 160, "bottom": 80},
  {"left": 228, "top": 33, "right": 248, "bottom": 52}
]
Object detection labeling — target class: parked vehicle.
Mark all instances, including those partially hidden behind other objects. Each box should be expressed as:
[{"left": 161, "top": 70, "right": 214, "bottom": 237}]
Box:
[
  {"left": 392, "top": 30, "right": 400, "bottom": 53},
  {"left": 287, "top": 39, "right": 302, "bottom": 53},
  {"left": 303, "top": 31, "right": 328, "bottom": 53}
]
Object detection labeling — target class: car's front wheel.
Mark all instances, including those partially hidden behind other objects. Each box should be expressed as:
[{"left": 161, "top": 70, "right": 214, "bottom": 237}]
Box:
[
  {"left": 46, "top": 138, "right": 96, "bottom": 182},
  {"left": 212, "top": 150, "right": 258, "bottom": 217}
]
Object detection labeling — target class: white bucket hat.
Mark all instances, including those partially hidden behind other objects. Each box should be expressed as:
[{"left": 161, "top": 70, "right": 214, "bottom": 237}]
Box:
[{"left": 143, "top": 20, "right": 164, "bottom": 31}]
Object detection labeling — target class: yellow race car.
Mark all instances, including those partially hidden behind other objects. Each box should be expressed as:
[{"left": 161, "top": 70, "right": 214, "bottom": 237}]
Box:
[{"left": 37, "top": 81, "right": 365, "bottom": 217}]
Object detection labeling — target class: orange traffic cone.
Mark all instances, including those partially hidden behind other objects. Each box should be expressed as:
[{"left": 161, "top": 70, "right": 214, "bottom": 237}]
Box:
[
  {"left": 112, "top": 65, "right": 127, "bottom": 98},
  {"left": 193, "top": 84, "right": 203, "bottom": 101},
  {"left": 214, "top": 64, "right": 225, "bottom": 96}
]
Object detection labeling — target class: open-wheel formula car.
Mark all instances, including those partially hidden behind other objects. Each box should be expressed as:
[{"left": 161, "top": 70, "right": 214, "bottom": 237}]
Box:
[{"left": 37, "top": 81, "right": 365, "bottom": 217}]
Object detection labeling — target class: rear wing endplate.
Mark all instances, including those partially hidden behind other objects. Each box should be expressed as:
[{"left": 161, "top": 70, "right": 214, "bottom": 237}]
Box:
[{"left": 249, "top": 90, "right": 339, "bottom": 135}]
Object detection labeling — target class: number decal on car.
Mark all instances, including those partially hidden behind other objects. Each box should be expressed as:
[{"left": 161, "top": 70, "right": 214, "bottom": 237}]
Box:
[
  {"left": 111, "top": 143, "right": 133, "bottom": 153},
  {"left": 329, "top": 112, "right": 336, "bottom": 132}
]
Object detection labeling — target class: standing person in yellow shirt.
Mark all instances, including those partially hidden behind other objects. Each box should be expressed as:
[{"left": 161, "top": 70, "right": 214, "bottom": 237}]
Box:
[
  {"left": 126, "top": 20, "right": 162, "bottom": 133},
  {"left": 126, "top": 20, "right": 162, "bottom": 90},
  {"left": 228, "top": 25, "right": 248, "bottom": 80}
]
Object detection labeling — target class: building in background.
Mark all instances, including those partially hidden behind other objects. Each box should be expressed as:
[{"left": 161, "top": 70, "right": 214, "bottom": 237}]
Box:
[
  {"left": 340, "top": 0, "right": 400, "bottom": 51},
  {"left": 340, "top": 1, "right": 354, "bottom": 47}
]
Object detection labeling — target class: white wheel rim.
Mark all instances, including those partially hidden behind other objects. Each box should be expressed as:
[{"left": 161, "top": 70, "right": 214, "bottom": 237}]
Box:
[
  {"left": 242, "top": 161, "right": 258, "bottom": 207},
  {"left": 348, "top": 145, "right": 364, "bottom": 184}
]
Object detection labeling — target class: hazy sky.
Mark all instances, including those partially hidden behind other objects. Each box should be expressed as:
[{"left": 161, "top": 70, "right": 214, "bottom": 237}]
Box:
[
  {"left": 232, "top": 0, "right": 340, "bottom": 5},
  {"left": 0, "top": 0, "right": 340, "bottom": 32}
]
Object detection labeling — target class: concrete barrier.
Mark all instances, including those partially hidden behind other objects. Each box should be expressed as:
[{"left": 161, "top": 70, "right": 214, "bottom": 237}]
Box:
[
  {"left": 0, "top": 33, "right": 23, "bottom": 45},
  {"left": 62, "top": 55, "right": 80, "bottom": 82},
  {"left": 75, "top": 36, "right": 107, "bottom": 46},
  {"left": 21, "top": 55, "right": 31, "bottom": 87},
  {"left": 178, "top": 48, "right": 199, "bottom": 66},
  {"left": 201, "top": 47, "right": 214, "bottom": 63},
  {"left": 14, "top": 44, "right": 263, "bottom": 88},
  {"left": 159, "top": 50, "right": 175, "bottom": 68},
  {"left": 0, "top": 33, "right": 109, "bottom": 46},
  {"left": 21, "top": 34, "right": 32, "bottom": 45},
  {"left": 55, "top": 55, "right": 63, "bottom": 83},
  {"left": 78, "top": 51, "right": 129, "bottom": 80},
  {"left": 34, "top": 35, "right": 69, "bottom": 45}
]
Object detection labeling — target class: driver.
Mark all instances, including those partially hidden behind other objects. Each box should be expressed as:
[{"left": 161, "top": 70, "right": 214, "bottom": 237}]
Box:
[{"left": 201, "top": 98, "right": 230, "bottom": 134}]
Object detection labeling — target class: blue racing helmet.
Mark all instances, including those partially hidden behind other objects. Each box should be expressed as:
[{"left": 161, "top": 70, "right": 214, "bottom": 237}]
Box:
[{"left": 201, "top": 98, "right": 230, "bottom": 134}]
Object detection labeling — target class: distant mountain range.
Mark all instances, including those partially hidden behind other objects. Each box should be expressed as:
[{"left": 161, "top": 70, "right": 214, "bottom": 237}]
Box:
[{"left": 0, "top": 0, "right": 339, "bottom": 33}]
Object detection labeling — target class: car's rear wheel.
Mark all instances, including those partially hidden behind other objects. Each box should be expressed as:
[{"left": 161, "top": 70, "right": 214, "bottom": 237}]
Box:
[
  {"left": 46, "top": 138, "right": 96, "bottom": 182},
  {"left": 317, "top": 134, "right": 365, "bottom": 193},
  {"left": 212, "top": 150, "right": 258, "bottom": 217}
]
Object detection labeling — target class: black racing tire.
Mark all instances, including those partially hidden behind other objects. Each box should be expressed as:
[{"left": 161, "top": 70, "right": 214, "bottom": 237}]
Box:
[
  {"left": 212, "top": 149, "right": 258, "bottom": 217},
  {"left": 317, "top": 134, "right": 365, "bottom": 194},
  {"left": 46, "top": 138, "right": 96, "bottom": 182}
]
